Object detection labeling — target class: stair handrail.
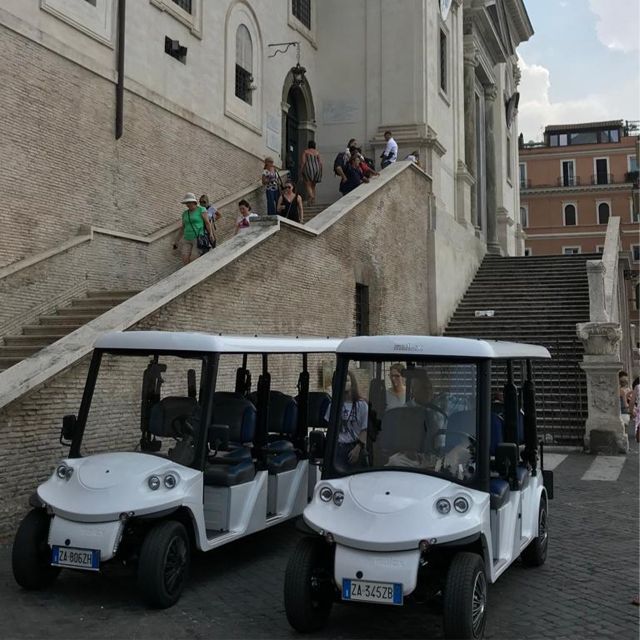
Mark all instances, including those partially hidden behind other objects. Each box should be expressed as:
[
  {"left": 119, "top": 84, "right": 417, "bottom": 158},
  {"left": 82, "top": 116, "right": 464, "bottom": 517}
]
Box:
[
  {"left": 0, "top": 179, "right": 264, "bottom": 282},
  {"left": 584, "top": 216, "right": 621, "bottom": 324}
]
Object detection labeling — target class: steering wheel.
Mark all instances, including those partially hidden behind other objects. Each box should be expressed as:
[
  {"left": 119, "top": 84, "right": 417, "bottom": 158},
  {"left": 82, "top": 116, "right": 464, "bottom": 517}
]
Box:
[
  {"left": 425, "top": 402, "right": 448, "bottom": 422},
  {"left": 171, "top": 415, "right": 194, "bottom": 439}
]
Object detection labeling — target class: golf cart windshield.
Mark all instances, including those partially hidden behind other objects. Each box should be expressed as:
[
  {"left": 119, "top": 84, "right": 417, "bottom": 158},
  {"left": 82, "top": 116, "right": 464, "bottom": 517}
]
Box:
[
  {"left": 79, "top": 352, "right": 208, "bottom": 466},
  {"left": 330, "top": 358, "right": 479, "bottom": 484}
]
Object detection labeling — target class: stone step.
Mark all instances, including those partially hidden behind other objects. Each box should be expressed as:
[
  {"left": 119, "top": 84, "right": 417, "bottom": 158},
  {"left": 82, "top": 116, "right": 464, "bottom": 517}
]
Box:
[
  {"left": 0, "top": 345, "right": 42, "bottom": 358},
  {"left": 86, "top": 290, "right": 140, "bottom": 299},
  {"left": 451, "top": 310, "right": 589, "bottom": 318},
  {"left": 4, "top": 335, "right": 60, "bottom": 347},
  {"left": 71, "top": 297, "right": 126, "bottom": 308},
  {"left": 0, "top": 357, "right": 21, "bottom": 370},
  {"left": 55, "top": 307, "right": 107, "bottom": 317},
  {"left": 39, "top": 314, "right": 97, "bottom": 325},
  {"left": 23, "top": 324, "right": 81, "bottom": 335}
]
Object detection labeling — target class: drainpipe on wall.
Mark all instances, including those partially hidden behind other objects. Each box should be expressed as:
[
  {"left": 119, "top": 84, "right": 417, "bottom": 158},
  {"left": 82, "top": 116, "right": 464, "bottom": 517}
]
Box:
[{"left": 115, "top": 0, "right": 126, "bottom": 139}]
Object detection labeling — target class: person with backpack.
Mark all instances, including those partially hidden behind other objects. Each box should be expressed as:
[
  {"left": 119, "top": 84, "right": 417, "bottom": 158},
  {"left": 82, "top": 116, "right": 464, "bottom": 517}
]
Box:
[{"left": 172, "top": 193, "right": 216, "bottom": 265}]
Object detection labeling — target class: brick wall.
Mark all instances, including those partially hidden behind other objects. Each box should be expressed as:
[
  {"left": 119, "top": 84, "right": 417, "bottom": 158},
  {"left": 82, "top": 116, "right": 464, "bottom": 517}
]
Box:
[
  {"left": 0, "top": 167, "right": 431, "bottom": 538},
  {"left": 0, "top": 25, "right": 263, "bottom": 270}
]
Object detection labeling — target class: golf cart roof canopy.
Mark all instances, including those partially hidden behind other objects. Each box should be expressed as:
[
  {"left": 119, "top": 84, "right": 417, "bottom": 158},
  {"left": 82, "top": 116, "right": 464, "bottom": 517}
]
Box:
[
  {"left": 95, "top": 331, "right": 343, "bottom": 354},
  {"left": 337, "top": 335, "right": 551, "bottom": 360}
]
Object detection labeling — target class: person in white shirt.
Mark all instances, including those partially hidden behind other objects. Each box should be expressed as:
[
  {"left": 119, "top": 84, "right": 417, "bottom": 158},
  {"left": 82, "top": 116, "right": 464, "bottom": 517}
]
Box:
[
  {"left": 381, "top": 130, "right": 398, "bottom": 168},
  {"left": 386, "top": 363, "right": 406, "bottom": 409}
]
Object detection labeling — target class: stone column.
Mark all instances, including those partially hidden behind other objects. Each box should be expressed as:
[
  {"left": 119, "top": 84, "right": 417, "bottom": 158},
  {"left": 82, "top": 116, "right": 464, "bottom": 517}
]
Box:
[
  {"left": 463, "top": 46, "right": 478, "bottom": 228},
  {"left": 484, "top": 84, "right": 501, "bottom": 254},
  {"left": 577, "top": 322, "right": 629, "bottom": 454}
]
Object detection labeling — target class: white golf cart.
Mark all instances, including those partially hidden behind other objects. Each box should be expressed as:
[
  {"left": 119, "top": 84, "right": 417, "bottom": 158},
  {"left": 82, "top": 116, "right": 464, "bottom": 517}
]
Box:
[
  {"left": 284, "top": 335, "right": 554, "bottom": 640},
  {"left": 12, "top": 331, "right": 340, "bottom": 608}
]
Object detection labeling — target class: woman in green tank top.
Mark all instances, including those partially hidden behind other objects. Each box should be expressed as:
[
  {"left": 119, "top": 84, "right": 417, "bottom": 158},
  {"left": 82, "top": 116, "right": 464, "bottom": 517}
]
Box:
[{"left": 172, "top": 193, "right": 216, "bottom": 265}]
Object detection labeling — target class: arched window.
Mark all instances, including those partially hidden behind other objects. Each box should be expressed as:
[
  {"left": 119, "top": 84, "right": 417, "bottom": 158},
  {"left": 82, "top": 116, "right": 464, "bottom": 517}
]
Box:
[
  {"left": 235, "top": 25, "right": 253, "bottom": 104},
  {"left": 563, "top": 204, "right": 577, "bottom": 226},
  {"left": 597, "top": 202, "right": 610, "bottom": 225}
]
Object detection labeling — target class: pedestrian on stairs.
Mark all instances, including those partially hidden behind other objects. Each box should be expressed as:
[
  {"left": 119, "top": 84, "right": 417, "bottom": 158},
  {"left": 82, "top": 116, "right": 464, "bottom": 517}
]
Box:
[
  {"left": 262, "top": 157, "right": 282, "bottom": 216},
  {"left": 277, "top": 181, "right": 304, "bottom": 223},
  {"left": 300, "top": 140, "right": 323, "bottom": 205},
  {"left": 172, "top": 193, "right": 216, "bottom": 265}
]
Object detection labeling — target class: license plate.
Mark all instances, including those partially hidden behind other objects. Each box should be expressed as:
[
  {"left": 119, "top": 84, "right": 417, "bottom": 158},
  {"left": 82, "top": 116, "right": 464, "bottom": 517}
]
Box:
[
  {"left": 342, "top": 579, "right": 403, "bottom": 605},
  {"left": 51, "top": 546, "right": 100, "bottom": 571}
]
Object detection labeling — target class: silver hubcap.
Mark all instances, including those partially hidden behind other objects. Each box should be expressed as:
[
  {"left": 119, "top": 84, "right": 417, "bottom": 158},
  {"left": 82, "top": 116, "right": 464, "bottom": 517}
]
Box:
[{"left": 471, "top": 571, "right": 487, "bottom": 636}]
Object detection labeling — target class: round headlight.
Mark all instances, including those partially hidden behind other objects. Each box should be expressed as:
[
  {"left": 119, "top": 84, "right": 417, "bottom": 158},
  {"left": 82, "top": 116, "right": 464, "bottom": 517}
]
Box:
[
  {"left": 148, "top": 475, "right": 161, "bottom": 491},
  {"left": 333, "top": 491, "right": 344, "bottom": 507},
  {"left": 164, "top": 473, "right": 178, "bottom": 489},
  {"left": 56, "top": 464, "right": 69, "bottom": 480},
  {"left": 436, "top": 498, "right": 451, "bottom": 515},
  {"left": 319, "top": 486, "right": 333, "bottom": 502},
  {"left": 454, "top": 497, "right": 470, "bottom": 513}
]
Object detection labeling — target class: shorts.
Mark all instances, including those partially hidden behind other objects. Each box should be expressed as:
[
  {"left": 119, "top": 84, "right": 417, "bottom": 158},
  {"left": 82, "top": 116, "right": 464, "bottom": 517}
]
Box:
[{"left": 180, "top": 238, "right": 200, "bottom": 260}]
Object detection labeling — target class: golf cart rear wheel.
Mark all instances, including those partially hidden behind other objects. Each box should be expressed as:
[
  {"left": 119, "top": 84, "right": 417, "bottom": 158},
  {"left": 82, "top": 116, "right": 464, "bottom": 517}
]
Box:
[
  {"left": 284, "top": 536, "right": 334, "bottom": 632},
  {"left": 12, "top": 509, "right": 60, "bottom": 590},
  {"left": 137, "top": 520, "right": 190, "bottom": 608},
  {"left": 443, "top": 552, "right": 487, "bottom": 640},
  {"left": 521, "top": 497, "right": 548, "bottom": 567}
]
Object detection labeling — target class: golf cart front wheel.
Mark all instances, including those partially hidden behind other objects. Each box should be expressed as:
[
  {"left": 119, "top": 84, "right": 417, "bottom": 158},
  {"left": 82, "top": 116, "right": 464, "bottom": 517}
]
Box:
[
  {"left": 12, "top": 509, "right": 60, "bottom": 590},
  {"left": 443, "top": 552, "right": 487, "bottom": 640},
  {"left": 137, "top": 520, "right": 190, "bottom": 608},
  {"left": 284, "top": 536, "right": 334, "bottom": 632},
  {"left": 521, "top": 497, "right": 548, "bottom": 567}
]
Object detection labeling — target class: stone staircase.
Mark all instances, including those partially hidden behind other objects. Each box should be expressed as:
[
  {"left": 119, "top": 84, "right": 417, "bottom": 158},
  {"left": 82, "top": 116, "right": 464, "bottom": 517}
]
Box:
[
  {"left": 444, "top": 253, "right": 597, "bottom": 446},
  {"left": 0, "top": 290, "right": 139, "bottom": 371},
  {"left": 303, "top": 203, "right": 329, "bottom": 224}
]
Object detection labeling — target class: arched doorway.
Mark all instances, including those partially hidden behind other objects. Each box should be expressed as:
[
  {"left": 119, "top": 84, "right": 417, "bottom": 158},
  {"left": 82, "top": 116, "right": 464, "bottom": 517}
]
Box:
[{"left": 282, "top": 76, "right": 316, "bottom": 190}]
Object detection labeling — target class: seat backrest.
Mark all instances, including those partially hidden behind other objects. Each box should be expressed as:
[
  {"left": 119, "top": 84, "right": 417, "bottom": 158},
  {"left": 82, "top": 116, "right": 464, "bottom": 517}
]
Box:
[
  {"left": 490, "top": 412, "right": 504, "bottom": 456},
  {"left": 379, "top": 406, "right": 431, "bottom": 452},
  {"left": 306, "top": 391, "right": 331, "bottom": 429},
  {"left": 149, "top": 396, "right": 199, "bottom": 438},
  {"left": 211, "top": 391, "right": 256, "bottom": 444},
  {"left": 267, "top": 391, "right": 298, "bottom": 436}
]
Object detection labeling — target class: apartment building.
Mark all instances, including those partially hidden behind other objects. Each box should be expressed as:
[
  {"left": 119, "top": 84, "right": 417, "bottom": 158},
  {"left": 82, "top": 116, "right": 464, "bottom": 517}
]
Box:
[{"left": 519, "top": 120, "right": 639, "bottom": 257}]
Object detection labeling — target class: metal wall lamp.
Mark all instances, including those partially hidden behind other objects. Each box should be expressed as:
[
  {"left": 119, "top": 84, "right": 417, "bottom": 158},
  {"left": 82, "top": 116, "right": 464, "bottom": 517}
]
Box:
[{"left": 267, "top": 41, "right": 307, "bottom": 87}]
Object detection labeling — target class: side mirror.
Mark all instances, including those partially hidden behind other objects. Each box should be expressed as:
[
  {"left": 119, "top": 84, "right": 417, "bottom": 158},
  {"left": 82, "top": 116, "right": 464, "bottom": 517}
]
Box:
[
  {"left": 308, "top": 430, "right": 326, "bottom": 463},
  {"left": 60, "top": 414, "right": 77, "bottom": 446}
]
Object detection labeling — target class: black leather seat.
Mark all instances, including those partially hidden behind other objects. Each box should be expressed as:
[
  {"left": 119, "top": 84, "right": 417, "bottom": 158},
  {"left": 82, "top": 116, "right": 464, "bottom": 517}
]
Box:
[
  {"left": 515, "top": 464, "right": 529, "bottom": 490},
  {"left": 264, "top": 391, "right": 299, "bottom": 474},
  {"left": 490, "top": 478, "right": 510, "bottom": 509},
  {"left": 304, "top": 391, "right": 331, "bottom": 429},
  {"left": 204, "top": 460, "right": 255, "bottom": 487},
  {"left": 205, "top": 392, "right": 256, "bottom": 486}
]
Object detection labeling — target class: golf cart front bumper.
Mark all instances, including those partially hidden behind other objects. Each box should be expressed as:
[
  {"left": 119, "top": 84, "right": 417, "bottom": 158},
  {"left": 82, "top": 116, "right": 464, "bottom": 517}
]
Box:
[
  {"left": 334, "top": 544, "right": 421, "bottom": 596},
  {"left": 48, "top": 516, "right": 124, "bottom": 563}
]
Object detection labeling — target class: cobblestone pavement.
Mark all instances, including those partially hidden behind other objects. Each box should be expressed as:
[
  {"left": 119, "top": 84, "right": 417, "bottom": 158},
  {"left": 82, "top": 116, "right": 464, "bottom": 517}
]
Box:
[{"left": 0, "top": 440, "right": 638, "bottom": 640}]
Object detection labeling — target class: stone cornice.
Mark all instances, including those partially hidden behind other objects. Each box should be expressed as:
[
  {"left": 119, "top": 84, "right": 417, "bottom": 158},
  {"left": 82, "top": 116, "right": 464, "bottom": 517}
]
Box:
[{"left": 521, "top": 183, "right": 634, "bottom": 196}]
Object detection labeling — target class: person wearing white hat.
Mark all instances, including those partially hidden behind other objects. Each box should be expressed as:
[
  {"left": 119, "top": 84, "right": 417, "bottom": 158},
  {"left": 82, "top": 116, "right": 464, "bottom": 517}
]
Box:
[{"left": 172, "top": 192, "right": 216, "bottom": 265}]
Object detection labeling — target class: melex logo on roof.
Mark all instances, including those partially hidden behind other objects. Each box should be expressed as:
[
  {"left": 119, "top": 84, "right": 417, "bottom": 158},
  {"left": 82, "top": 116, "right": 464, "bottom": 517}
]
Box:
[{"left": 393, "top": 343, "right": 424, "bottom": 352}]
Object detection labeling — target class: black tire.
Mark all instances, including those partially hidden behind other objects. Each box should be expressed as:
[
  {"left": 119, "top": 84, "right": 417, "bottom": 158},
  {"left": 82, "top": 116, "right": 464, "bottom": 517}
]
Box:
[
  {"left": 443, "top": 552, "right": 487, "bottom": 640},
  {"left": 284, "top": 537, "right": 334, "bottom": 632},
  {"left": 521, "top": 497, "right": 548, "bottom": 567},
  {"left": 12, "top": 509, "right": 60, "bottom": 590},
  {"left": 137, "top": 520, "right": 190, "bottom": 608}
]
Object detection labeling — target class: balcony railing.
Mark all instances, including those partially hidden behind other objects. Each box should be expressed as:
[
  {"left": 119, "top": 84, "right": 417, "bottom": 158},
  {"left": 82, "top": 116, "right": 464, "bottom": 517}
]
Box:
[
  {"left": 556, "top": 176, "right": 581, "bottom": 187},
  {"left": 591, "top": 173, "right": 613, "bottom": 185},
  {"left": 521, "top": 174, "right": 636, "bottom": 189}
]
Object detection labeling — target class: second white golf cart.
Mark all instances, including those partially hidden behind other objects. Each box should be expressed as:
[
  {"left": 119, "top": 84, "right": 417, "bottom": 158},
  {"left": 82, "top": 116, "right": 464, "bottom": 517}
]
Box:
[
  {"left": 284, "top": 335, "right": 554, "bottom": 640},
  {"left": 12, "top": 331, "right": 340, "bottom": 608}
]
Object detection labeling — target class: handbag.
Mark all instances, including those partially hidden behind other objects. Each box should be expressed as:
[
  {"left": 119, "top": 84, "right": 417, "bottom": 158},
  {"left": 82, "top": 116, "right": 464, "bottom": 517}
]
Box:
[{"left": 186, "top": 211, "right": 211, "bottom": 254}]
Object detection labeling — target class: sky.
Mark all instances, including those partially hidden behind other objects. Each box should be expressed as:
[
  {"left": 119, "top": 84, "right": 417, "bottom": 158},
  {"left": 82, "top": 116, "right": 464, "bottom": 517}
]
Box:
[{"left": 517, "top": 0, "right": 640, "bottom": 142}]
